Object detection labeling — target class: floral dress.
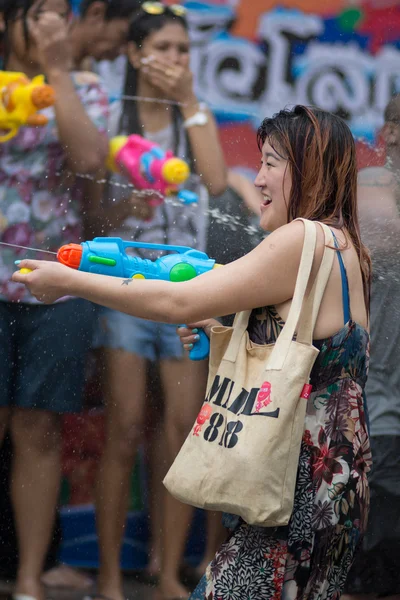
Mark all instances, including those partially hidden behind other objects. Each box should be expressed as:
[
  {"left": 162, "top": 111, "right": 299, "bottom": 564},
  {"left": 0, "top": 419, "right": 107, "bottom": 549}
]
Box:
[{"left": 190, "top": 254, "right": 371, "bottom": 600}]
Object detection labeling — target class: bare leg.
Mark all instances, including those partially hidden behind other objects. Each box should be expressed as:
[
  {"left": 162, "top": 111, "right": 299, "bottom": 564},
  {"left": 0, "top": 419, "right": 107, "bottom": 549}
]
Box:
[
  {"left": 143, "top": 365, "right": 165, "bottom": 579},
  {"left": 147, "top": 426, "right": 168, "bottom": 579},
  {"left": 11, "top": 408, "right": 61, "bottom": 600},
  {"left": 0, "top": 406, "right": 10, "bottom": 445},
  {"left": 96, "top": 348, "right": 147, "bottom": 600},
  {"left": 158, "top": 357, "right": 208, "bottom": 600},
  {"left": 195, "top": 511, "right": 227, "bottom": 576}
]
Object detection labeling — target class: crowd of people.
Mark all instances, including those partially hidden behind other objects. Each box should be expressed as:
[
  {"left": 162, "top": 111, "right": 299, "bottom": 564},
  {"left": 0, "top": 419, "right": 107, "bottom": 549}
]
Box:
[
  {"left": 0, "top": 1, "right": 399, "bottom": 600},
  {"left": 0, "top": 1, "right": 260, "bottom": 600}
]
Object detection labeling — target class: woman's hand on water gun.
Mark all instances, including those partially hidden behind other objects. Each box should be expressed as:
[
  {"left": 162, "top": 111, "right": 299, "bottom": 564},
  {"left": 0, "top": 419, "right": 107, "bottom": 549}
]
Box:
[
  {"left": 141, "top": 56, "right": 195, "bottom": 105},
  {"left": 28, "top": 9, "right": 72, "bottom": 74},
  {"left": 177, "top": 320, "right": 219, "bottom": 352},
  {"left": 12, "top": 260, "right": 72, "bottom": 304}
]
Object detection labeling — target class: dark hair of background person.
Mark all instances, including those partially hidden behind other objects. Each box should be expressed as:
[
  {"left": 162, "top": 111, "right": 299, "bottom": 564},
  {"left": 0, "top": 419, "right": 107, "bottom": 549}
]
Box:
[
  {"left": 2, "top": 0, "right": 72, "bottom": 63},
  {"left": 257, "top": 104, "right": 371, "bottom": 310},
  {"left": 80, "top": 0, "right": 144, "bottom": 20},
  {"left": 384, "top": 93, "right": 400, "bottom": 123},
  {"left": 120, "top": 7, "right": 193, "bottom": 165}
]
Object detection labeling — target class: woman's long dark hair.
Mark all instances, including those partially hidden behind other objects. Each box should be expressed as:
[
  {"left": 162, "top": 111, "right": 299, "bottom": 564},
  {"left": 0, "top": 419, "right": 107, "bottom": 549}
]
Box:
[
  {"left": 120, "top": 7, "right": 192, "bottom": 165},
  {"left": 2, "top": 0, "right": 71, "bottom": 65},
  {"left": 257, "top": 104, "right": 371, "bottom": 311},
  {"left": 80, "top": 0, "right": 139, "bottom": 19}
]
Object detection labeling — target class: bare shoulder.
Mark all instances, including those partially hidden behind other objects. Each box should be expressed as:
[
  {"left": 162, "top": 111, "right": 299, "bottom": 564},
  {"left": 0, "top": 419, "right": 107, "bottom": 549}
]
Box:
[
  {"left": 258, "top": 220, "right": 326, "bottom": 260},
  {"left": 261, "top": 220, "right": 306, "bottom": 251},
  {"left": 253, "top": 220, "right": 326, "bottom": 277},
  {"left": 245, "top": 221, "right": 304, "bottom": 275},
  {"left": 265, "top": 219, "right": 327, "bottom": 249},
  {"left": 358, "top": 166, "right": 396, "bottom": 189}
]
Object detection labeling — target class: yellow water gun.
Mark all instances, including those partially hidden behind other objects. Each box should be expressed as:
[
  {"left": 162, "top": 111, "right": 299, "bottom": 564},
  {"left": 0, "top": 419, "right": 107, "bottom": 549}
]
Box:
[{"left": 0, "top": 71, "right": 56, "bottom": 142}]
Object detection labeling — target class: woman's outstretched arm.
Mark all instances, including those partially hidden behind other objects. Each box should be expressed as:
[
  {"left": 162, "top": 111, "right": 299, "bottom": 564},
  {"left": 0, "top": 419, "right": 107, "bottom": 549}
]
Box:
[{"left": 12, "top": 221, "right": 314, "bottom": 321}]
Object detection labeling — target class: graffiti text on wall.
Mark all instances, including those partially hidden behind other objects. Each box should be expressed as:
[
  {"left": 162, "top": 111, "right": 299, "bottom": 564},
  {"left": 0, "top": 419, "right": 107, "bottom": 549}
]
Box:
[{"left": 188, "top": 5, "right": 400, "bottom": 141}]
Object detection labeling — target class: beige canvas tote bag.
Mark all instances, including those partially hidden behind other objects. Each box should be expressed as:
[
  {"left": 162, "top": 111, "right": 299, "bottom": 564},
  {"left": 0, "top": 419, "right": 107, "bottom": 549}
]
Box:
[{"left": 164, "top": 220, "right": 335, "bottom": 527}]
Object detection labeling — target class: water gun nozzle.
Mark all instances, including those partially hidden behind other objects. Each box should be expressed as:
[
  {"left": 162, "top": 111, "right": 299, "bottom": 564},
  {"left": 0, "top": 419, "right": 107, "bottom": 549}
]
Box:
[
  {"left": 57, "top": 243, "right": 83, "bottom": 269},
  {"left": 31, "top": 85, "right": 56, "bottom": 109}
]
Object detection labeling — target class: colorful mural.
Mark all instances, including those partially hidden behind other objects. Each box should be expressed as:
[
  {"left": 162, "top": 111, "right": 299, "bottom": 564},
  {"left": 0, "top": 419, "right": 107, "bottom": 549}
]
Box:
[
  {"left": 72, "top": 0, "right": 399, "bottom": 169},
  {"left": 181, "top": 0, "right": 400, "bottom": 169}
]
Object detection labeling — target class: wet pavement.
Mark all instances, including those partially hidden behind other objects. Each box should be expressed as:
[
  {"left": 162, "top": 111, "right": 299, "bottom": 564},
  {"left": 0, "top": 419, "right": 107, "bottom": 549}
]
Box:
[{"left": 0, "top": 574, "right": 161, "bottom": 600}]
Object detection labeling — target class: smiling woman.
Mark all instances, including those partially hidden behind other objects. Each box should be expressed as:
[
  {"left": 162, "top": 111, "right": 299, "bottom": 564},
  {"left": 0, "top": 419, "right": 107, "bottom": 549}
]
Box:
[
  {"left": 256, "top": 106, "right": 370, "bottom": 306},
  {"left": 256, "top": 143, "right": 292, "bottom": 232},
  {"left": 13, "top": 105, "right": 372, "bottom": 600}
]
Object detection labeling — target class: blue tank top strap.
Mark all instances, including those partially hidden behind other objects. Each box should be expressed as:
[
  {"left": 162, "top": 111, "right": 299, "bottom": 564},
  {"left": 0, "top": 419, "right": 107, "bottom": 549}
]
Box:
[{"left": 331, "top": 231, "right": 351, "bottom": 325}]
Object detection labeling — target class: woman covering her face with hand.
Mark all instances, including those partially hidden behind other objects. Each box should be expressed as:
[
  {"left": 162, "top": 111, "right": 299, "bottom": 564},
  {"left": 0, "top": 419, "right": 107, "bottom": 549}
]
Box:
[{"left": 62, "top": 3, "right": 227, "bottom": 600}]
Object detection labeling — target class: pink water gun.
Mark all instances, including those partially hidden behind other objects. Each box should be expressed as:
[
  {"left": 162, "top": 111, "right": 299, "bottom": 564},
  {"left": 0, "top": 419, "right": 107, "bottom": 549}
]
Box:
[{"left": 107, "top": 134, "right": 197, "bottom": 206}]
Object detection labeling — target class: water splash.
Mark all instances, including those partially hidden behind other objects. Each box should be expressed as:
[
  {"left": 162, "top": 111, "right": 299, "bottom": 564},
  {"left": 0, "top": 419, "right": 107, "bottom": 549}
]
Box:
[{"left": 40, "top": 93, "right": 400, "bottom": 262}]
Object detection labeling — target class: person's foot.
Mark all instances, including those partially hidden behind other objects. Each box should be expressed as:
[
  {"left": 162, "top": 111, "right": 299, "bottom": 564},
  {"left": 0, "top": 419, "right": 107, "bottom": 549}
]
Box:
[
  {"left": 157, "top": 576, "right": 190, "bottom": 600},
  {"left": 145, "top": 554, "right": 161, "bottom": 584},
  {"left": 94, "top": 575, "right": 125, "bottom": 600},
  {"left": 41, "top": 564, "right": 94, "bottom": 590},
  {"left": 193, "top": 558, "right": 211, "bottom": 579},
  {"left": 14, "top": 576, "right": 45, "bottom": 600},
  {"left": 83, "top": 594, "right": 121, "bottom": 600},
  {"left": 147, "top": 554, "right": 161, "bottom": 577},
  {"left": 179, "top": 559, "right": 210, "bottom": 588}
]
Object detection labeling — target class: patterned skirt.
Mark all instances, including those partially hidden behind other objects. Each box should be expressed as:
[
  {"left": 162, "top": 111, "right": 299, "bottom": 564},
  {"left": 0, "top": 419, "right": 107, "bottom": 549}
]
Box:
[{"left": 190, "top": 439, "right": 366, "bottom": 600}]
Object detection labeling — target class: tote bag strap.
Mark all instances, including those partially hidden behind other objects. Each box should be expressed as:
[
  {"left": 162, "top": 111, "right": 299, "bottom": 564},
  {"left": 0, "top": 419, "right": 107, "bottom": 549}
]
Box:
[
  {"left": 223, "top": 310, "right": 252, "bottom": 363},
  {"left": 296, "top": 223, "right": 335, "bottom": 345},
  {"left": 224, "top": 219, "right": 317, "bottom": 364},
  {"left": 267, "top": 219, "right": 318, "bottom": 369}
]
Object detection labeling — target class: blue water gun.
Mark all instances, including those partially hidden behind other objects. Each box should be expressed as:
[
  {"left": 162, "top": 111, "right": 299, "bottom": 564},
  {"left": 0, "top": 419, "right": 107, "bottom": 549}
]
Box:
[{"left": 57, "top": 238, "right": 221, "bottom": 360}]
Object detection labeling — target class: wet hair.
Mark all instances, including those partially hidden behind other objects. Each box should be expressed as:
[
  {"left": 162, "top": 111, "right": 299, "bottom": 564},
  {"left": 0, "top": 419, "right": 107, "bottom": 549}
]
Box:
[
  {"left": 384, "top": 94, "right": 400, "bottom": 124},
  {"left": 257, "top": 104, "right": 371, "bottom": 309},
  {"left": 2, "top": 0, "right": 71, "bottom": 64},
  {"left": 79, "top": 0, "right": 142, "bottom": 20},
  {"left": 120, "top": 6, "right": 191, "bottom": 161}
]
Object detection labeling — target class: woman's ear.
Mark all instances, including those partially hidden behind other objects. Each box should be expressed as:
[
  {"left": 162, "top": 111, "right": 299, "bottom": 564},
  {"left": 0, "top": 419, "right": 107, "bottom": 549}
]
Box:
[{"left": 127, "top": 41, "right": 141, "bottom": 70}]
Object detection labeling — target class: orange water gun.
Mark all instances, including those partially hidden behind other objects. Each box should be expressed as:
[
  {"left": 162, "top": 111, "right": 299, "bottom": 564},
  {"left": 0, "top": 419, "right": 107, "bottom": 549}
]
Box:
[{"left": 0, "top": 71, "right": 56, "bottom": 142}]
